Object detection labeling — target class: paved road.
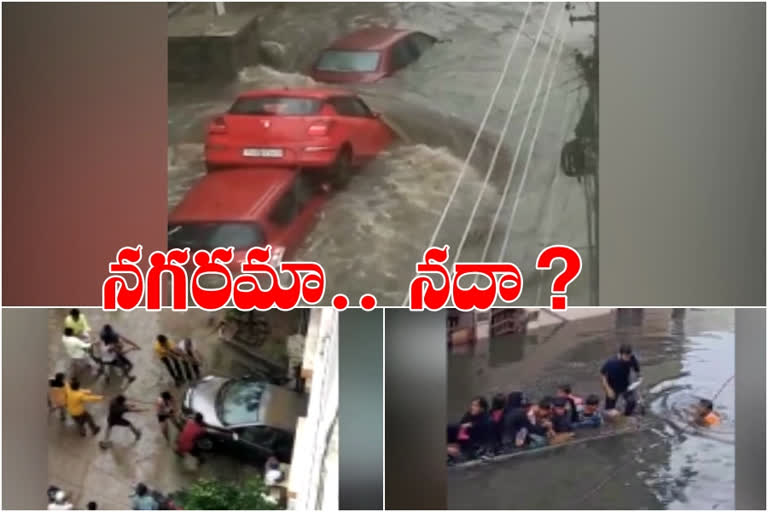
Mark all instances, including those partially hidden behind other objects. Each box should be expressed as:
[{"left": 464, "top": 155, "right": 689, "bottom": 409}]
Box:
[{"left": 47, "top": 309, "right": 276, "bottom": 509}]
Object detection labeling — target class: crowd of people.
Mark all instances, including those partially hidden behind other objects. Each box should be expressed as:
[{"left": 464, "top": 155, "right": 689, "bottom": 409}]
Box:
[
  {"left": 448, "top": 343, "right": 723, "bottom": 464},
  {"left": 447, "top": 344, "right": 645, "bottom": 463},
  {"left": 49, "top": 309, "right": 222, "bottom": 510},
  {"left": 447, "top": 386, "right": 604, "bottom": 462}
]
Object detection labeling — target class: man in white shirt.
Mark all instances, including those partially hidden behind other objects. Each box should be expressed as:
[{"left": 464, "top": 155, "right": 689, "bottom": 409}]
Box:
[{"left": 62, "top": 327, "right": 93, "bottom": 375}]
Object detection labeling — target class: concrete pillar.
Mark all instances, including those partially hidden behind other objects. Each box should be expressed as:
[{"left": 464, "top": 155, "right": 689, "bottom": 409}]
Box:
[{"left": 474, "top": 311, "right": 491, "bottom": 341}]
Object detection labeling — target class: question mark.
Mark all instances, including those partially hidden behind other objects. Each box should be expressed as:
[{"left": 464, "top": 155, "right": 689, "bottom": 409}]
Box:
[{"left": 536, "top": 245, "right": 582, "bottom": 310}]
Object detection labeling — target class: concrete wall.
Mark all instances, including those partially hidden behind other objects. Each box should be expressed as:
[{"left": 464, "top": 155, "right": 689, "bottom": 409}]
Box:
[
  {"left": 526, "top": 308, "right": 614, "bottom": 331},
  {"left": 168, "top": 15, "right": 262, "bottom": 83},
  {"left": 288, "top": 308, "right": 339, "bottom": 510}
]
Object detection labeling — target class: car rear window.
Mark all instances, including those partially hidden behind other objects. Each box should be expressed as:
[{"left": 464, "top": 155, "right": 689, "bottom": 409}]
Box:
[
  {"left": 217, "top": 380, "right": 267, "bottom": 426},
  {"left": 229, "top": 96, "right": 323, "bottom": 116},
  {"left": 315, "top": 50, "right": 381, "bottom": 72},
  {"left": 168, "top": 222, "right": 266, "bottom": 251}
]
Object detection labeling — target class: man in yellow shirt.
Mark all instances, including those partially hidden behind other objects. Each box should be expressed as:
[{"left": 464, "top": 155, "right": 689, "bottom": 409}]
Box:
[
  {"left": 154, "top": 334, "right": 183, "bottom": 385},
  {"left": 48, "top": 373, "right": 68, "bottom": 422},
  {"left": 64, "top": 309, "right": 91, "bottom": 339},
  {"left": 66, "top": 379, "right": 102, "bottom": 436}
]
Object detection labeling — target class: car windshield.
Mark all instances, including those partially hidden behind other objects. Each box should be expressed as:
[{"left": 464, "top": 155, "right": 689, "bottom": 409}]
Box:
[
  {"left": 315, "top": 50, "right": 381, "bottom": 72},
  {"left": 168, "top": 222, "right": 266, "bottom": 251},
  {"left": 229, "top": 97, "right": 322, "bottom": 116},
  {"left": 215, "top": 380, "right": 267, "bottom": 426}
]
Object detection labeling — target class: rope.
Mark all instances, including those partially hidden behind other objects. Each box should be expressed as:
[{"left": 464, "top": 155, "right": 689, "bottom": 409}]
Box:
[
  {"left": 452, "top": 2, "right": 556, "bottom": 265},
  {"left": 402, "top": 2, "right": 534, "bottom": 306},
  {"left": 711, "top": 375, "right": 734, "bottom": 402},
  {"left": 497, "top": 17, "right": 569, "bottom": 260}
]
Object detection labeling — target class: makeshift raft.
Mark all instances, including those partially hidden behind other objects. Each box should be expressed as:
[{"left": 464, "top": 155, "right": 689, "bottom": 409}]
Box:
[{"left": 448, "top": 417, "right": 654, "bottom": 470}]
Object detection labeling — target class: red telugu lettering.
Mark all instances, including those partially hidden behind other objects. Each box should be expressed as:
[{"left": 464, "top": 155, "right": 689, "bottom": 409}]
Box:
[
  {"left": 452, "top": 263, "right": 524, "bottom": 311},
  {"left": 232, "top": 246, "right": 285, "bottom": 310},
  {"left": 146, "top": 248, "right": 190, "bottom": 310},
  {"left": 189, "top": 247, "right": 235, "bottom": 310},
  {"left": 102, "top": 245, "right": 145, "bottom": 311},
  {"left": 408, "top": 246, "right": 452, "bottom": 311}
]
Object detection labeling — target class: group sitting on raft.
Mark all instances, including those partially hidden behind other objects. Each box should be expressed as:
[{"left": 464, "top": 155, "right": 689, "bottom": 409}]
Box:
[
  {"left": 448, "top": 343, "right": 723, "bottom": 464},
  {"left": 447, "top": 385, "right": 603, "bottom": 463}
]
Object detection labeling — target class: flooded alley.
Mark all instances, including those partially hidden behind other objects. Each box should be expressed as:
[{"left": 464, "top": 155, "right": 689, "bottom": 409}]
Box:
[
  {"left": 169, "top": 2, "right": 597, "bottom": 306},
  {"left": 447, "top": 308, "right": 735, "bottom": 509}
]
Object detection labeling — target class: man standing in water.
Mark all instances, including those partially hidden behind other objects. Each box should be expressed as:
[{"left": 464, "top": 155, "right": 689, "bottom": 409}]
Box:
[{"left": 600, "top": 344, "right": 641, "bottom": 416}]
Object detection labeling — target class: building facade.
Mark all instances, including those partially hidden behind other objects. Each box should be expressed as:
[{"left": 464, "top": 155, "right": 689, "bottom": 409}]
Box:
[{"left": 287, "top": 308, "right": 339, "bottom": 510}]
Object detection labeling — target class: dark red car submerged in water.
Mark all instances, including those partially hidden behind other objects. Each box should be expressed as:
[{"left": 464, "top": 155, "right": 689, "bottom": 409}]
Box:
[{"left": 310, "top": 27, "right": 437, "bottom": 84}]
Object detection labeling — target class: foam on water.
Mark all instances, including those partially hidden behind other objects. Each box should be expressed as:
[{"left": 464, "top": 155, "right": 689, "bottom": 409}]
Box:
[
  {"left": 297, "top": 143, "right": 506, "bottom": 304},
  {"left": 168, "top": 2, "right": 596, "bottom": 305},
  {"left": 237, "top": 65, "right": 318, "bottom": 88}
]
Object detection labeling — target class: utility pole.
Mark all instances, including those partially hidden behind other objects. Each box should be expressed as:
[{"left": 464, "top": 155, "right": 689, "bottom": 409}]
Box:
[{"left": 563, "top": 2, "right": 599, "bottom": 305}]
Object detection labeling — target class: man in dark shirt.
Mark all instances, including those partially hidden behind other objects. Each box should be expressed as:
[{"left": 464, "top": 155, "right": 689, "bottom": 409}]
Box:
[
  {"left": 99, "top": 395, "right": 143, "bottom": 449},
  {"left": 548, "top": 397, "right": 576, "bottom": 444},
  {"left": 550, "top": 397, "right": 574, "bottom": 433},
  {"left": 600, "top": 344, "right": 641, "bottom": 415},
  {"left": 505, "top": 395, "right": 553, "bottom": 448}
]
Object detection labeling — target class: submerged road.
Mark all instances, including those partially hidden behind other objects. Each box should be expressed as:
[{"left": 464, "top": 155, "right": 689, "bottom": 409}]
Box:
[
  {"left": 168, "top": 2, "right": 596, "bottom": 306},
  {"left": 447, "top": 308, "right": 735, "bottom": 509}
]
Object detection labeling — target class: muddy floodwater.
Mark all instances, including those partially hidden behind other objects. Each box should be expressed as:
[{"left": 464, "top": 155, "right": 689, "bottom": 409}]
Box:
[
  {"left": 447, "top": 309, "right": 735, "bottom": 509},
  {"left": 169, "top": 2, "right": 597, "bottom": 306}
]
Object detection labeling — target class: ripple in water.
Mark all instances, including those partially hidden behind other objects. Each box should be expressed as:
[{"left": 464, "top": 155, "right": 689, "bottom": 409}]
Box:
[
  {"left": 642, "top": 329, "right": 735, "bottom": 509},
  {"left": 649, "top": 382, "right": 735, "bottom": 445}
]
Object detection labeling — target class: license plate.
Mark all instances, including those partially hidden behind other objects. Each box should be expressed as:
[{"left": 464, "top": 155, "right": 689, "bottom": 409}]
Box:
[{"left": 243, "top": 148, "right": 283, "bottom": 158}]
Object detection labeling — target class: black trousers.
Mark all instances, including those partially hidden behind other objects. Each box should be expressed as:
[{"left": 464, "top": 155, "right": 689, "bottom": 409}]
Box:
[
  {"left": 161, "top": 356, "right": 183, "bottom": 381},
  {"left": 605, "top": 389, "right": 637, "bottom": 416},
  {"left": 104, "top": 353, "right": 133, "bottom": 377},
  {"left": 181, "top": 360, "right": 201, "bottom": 381},
  {"left": 73, "top": 411, "right": 99, "bottom": 435}
]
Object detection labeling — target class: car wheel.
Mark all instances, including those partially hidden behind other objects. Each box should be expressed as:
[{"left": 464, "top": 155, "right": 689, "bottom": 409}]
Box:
[
  {"left": 330, "top": 147, "right": 353, "bottom": 189},
  {"left": 196, "top": 437, "right": 214, "bottom": 452}
]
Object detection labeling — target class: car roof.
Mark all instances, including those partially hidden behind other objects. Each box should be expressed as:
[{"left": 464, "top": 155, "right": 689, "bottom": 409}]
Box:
[
  {"left": 327, "top": 27, "right": 414, "bottom": 51},
  {"left": 169, "top": 168, "right": 295, "bottom": 224},
  {"left": 237, "top": 87, "right": 355, "bottom": 100},
  {"left": 259, "top": 384, "right": 309, "bottom": 432},
  {"left": 223, "top": 379, "right": 308, "bottom": 432}
]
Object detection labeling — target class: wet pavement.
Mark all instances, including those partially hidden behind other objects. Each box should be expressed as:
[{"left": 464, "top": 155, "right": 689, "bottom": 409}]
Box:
[
  {"left": 446, "top": 308, "right": 735, "bottom": 509},
  {"left": 47, "top": 308, "right": 300, "bottom": 509},
  {"left": 168, "top": 2, "right": 597, "bottom": 306}
]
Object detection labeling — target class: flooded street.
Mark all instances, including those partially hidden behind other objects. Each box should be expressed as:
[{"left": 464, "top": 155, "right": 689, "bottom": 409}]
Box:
[
  {"left": 169, "top": 2, "right": 596, "bottom": 305},
  {"left": 47, "top": 308, "right": 304, "bottom": 509},
  {"left": 446, "top": 309, "right": 735, "bottom": 509}
]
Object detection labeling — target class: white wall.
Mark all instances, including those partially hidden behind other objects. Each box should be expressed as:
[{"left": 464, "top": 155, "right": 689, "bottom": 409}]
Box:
[{"left": 288, "top": 308, "right": 339, "bottom": 510}]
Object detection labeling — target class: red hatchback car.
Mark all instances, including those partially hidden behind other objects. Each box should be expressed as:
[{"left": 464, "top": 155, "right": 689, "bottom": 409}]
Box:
[
  {"left": 205, "top": 88, "right": 394, "bottom": 186},
  {"left": 310, "top": 27, "right": 437, "bottom": 84},
  {"left": 168, "top": 168, "right": 327, "bottom": 271}
]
